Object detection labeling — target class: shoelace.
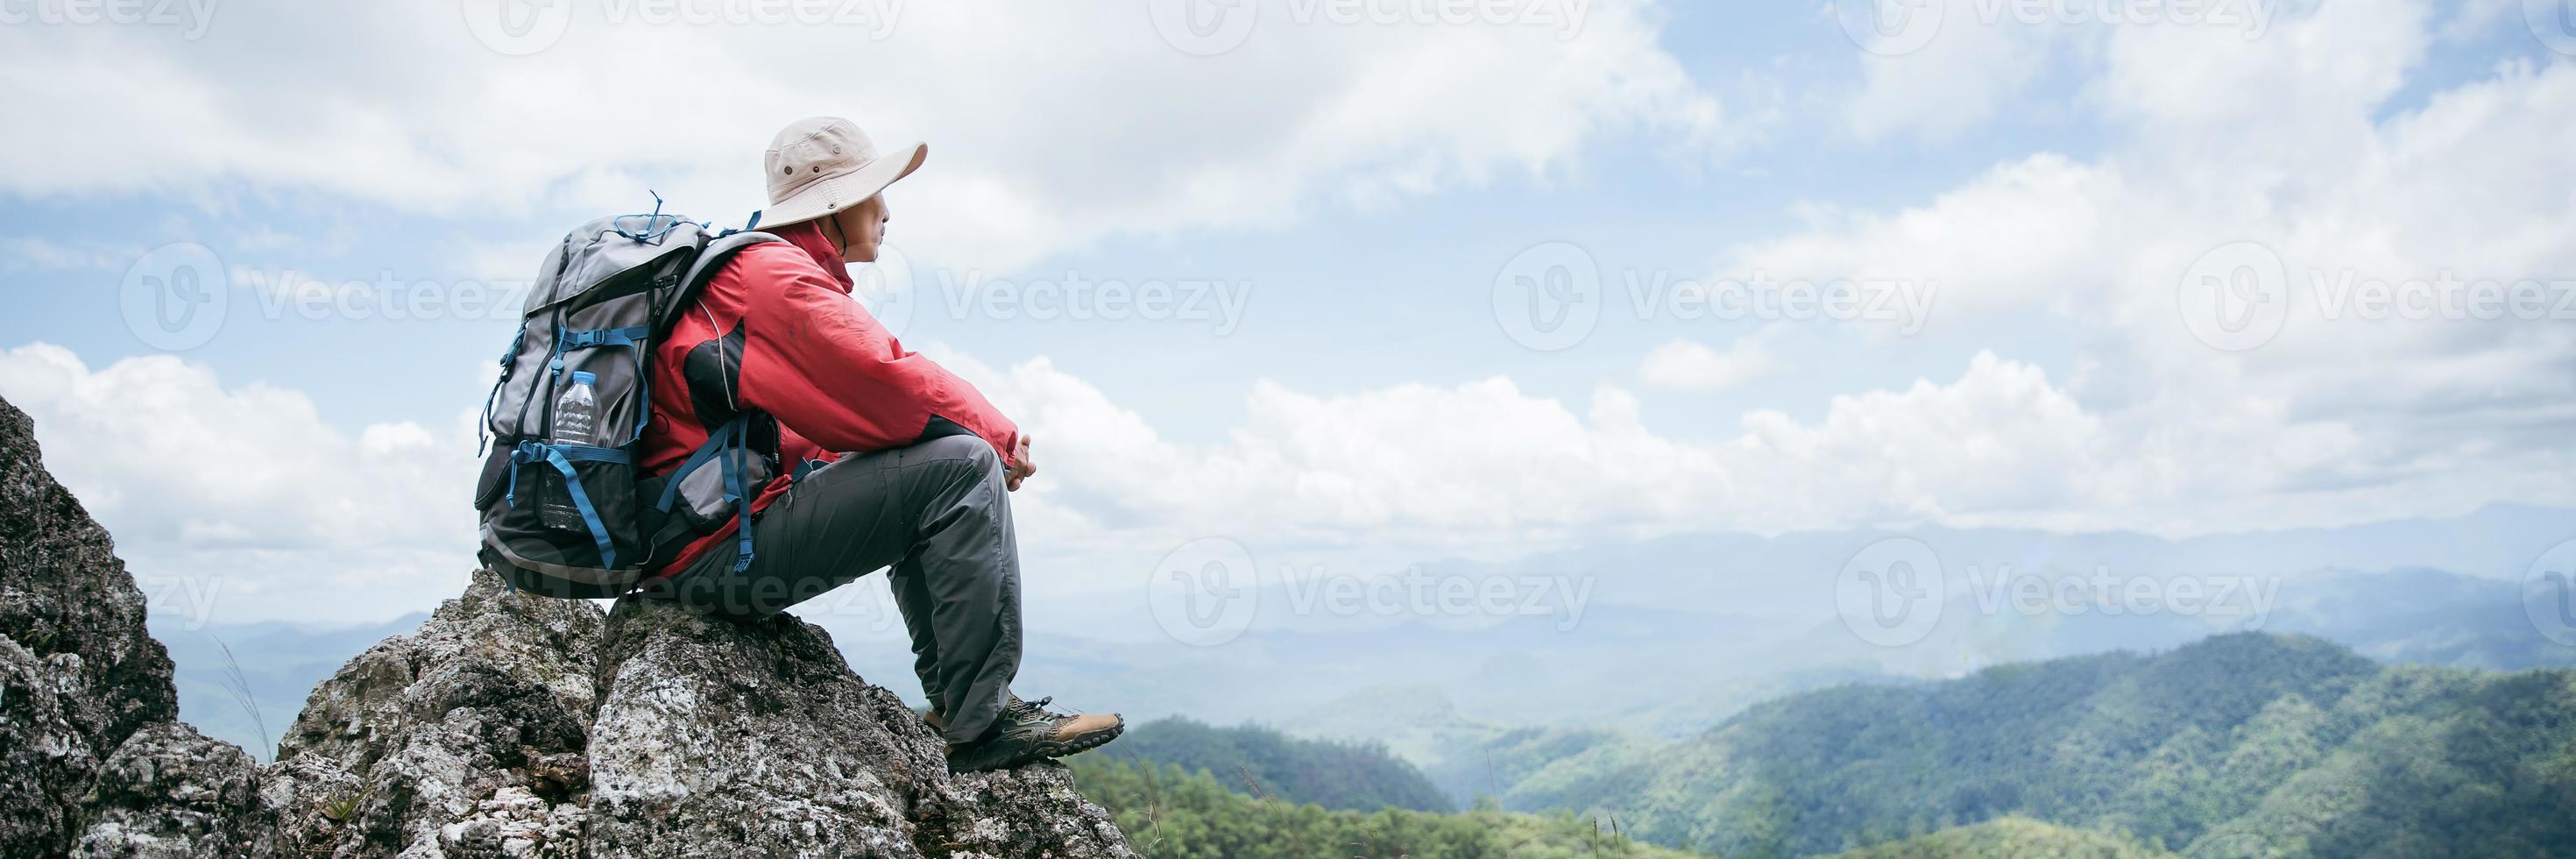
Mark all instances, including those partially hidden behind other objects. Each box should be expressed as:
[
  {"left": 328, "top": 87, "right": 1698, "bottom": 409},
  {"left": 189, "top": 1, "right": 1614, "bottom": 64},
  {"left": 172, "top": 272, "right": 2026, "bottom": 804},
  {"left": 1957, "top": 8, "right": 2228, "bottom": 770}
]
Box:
[{"left": 1008, "top": 696, "right": 1072, "bottom": 721}]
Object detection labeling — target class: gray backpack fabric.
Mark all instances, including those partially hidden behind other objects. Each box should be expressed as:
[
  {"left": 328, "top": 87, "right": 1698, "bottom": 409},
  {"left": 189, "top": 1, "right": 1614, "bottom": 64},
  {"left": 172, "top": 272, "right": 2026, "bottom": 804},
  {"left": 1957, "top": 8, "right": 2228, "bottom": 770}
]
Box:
[{"left": 475, "top": 208, "right": 781, "bottom": 599}]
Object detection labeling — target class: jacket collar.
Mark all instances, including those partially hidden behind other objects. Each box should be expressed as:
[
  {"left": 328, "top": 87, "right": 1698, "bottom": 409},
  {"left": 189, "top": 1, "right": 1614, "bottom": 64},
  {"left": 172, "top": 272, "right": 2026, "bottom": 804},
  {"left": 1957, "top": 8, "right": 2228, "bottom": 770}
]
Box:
[{"left": 769, "top": 219, "right": 854, "bottom": 293}]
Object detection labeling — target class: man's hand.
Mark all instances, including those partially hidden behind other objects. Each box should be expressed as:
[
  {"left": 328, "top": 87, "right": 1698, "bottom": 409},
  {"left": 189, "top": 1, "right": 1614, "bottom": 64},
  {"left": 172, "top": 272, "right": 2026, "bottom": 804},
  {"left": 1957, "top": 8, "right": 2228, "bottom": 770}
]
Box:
[{"left": 1005, "top": 436, "right": 1037, "bottom": 491}]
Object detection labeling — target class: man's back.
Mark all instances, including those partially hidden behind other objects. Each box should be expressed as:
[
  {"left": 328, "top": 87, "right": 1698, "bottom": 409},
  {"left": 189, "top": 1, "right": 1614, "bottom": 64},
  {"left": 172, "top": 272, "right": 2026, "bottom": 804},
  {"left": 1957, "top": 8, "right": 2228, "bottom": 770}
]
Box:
[{"left": 638, "top": 220, "right": 1019, "bottom": 577}]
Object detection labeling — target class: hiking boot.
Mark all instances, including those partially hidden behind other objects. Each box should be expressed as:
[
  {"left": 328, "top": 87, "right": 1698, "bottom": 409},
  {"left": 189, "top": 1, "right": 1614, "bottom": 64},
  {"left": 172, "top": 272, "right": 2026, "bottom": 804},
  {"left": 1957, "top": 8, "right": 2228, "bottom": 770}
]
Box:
[{"left": 943, "top": 696, "right": 1123, "bottom": 773}]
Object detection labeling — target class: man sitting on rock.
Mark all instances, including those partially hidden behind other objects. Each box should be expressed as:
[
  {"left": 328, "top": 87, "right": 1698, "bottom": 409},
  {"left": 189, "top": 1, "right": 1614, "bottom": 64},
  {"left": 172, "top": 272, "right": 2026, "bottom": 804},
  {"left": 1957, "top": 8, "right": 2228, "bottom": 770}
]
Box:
[{"left": 635, "top": 117, "right": 1123, "bottom": 772}]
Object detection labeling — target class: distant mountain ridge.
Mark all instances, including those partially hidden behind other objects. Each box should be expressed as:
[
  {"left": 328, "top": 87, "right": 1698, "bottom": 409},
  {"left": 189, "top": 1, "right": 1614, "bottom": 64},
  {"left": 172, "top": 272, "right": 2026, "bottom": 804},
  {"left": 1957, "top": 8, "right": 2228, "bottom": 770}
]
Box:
[
  {"left": 1504, "top": 632, "right": 2576, "bottom": 857},
  {"left": 1097, "top": 718, "right": 1452, "bottom": 813}
]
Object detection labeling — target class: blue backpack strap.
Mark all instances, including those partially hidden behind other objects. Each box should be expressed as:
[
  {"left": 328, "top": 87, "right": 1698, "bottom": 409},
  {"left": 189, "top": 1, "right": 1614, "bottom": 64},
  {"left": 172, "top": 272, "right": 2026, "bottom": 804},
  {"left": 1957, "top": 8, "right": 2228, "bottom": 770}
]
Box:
[
  {"left": 718, "top": 421, "right": 755, "bottom": 572},
  {"left": 655, "top": 417, "right": 740, "bottom": 511},
  {"left": 511, "top": 441, "right": 626, "bottom": 569},
  {"left": 559, "top": 325, "right": 651, "bottom": 350},
  {"left": 649, "top": 417, "right": 759, "bottom": 572}
]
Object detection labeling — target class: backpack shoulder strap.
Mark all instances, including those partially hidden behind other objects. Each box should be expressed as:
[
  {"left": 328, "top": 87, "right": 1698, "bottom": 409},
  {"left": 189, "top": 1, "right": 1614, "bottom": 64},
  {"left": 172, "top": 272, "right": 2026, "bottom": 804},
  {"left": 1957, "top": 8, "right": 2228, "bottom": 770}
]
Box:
[{"left": 655, "top": 231, "right": 787, "bottom": 335}]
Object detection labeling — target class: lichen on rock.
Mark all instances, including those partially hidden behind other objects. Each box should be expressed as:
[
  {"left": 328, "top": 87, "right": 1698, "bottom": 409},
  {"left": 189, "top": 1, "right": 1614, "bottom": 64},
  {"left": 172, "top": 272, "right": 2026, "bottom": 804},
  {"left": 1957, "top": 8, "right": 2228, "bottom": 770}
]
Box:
[
  {"left": 74, "top": 721, "right": 272, "bottom": 858},
  {"left": 0, "top": 387, "right": 1142, "bottom": 858},
  {"left": 0, "top": 396, "right": 180, "bottom": 856},
  {"left": 586, "top": 596, "right": 1137, "bottom": 859},
  {"left": 262, "top": 570, "right": 605, "bottom": 859}
]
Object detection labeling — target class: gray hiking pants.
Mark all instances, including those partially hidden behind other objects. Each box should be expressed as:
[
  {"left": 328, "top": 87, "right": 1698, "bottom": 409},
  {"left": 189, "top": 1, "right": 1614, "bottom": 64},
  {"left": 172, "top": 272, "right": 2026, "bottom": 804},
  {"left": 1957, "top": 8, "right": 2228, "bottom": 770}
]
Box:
[{"left": 647, "top": 434, "right": 1022, "bottom": 744}]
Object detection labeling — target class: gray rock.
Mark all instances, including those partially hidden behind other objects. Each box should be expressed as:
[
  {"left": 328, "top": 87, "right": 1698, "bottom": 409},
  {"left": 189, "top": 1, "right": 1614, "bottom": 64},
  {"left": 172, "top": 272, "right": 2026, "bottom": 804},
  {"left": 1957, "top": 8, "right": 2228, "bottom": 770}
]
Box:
[
  {"left": 0, "top": 391, "right": 1138, "bottom": 857},
  {"left": 74, "top": 721, "right": 272, "bottom": 858},
  {"left": 585, "top": 596, "right": 1137, "bottom": 859},
  {"left": 0, "top": 396, "right": 180, "bottom": 855},
  {"left": 263, "top": 570, "right": 604, "bottom": 859}
]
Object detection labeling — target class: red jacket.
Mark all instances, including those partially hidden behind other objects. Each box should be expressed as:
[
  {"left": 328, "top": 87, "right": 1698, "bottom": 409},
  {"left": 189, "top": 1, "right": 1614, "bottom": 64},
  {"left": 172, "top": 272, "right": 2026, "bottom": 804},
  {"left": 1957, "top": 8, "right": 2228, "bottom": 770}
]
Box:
[{"left": 640, "top": 220, "right": 1019, "bottom": 575}]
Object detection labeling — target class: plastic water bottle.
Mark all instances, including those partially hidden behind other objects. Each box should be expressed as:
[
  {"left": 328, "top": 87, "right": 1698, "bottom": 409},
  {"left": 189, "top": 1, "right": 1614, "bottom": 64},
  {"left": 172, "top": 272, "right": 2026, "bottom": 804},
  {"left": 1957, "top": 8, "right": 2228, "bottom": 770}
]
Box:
[
  {"left": 541, "top": 371, "right": 600, "bottom": 531},
  {"left": 554, "top": 371, "right": 599, "bottom": 446}
]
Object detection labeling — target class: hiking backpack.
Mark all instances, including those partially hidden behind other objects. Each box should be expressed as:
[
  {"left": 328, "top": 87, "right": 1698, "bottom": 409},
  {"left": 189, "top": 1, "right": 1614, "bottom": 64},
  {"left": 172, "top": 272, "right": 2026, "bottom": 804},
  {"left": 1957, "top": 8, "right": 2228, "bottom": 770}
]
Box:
[{"left": 475, "top": 206, "right": 782, "bottom": 598}]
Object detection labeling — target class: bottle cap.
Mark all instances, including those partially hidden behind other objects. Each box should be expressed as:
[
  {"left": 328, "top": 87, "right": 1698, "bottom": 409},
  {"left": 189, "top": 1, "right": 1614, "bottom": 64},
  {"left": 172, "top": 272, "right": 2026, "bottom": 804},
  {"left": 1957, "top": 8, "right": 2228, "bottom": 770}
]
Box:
[{"left": 571, "top": 371, "right": 598, "bottom": 386}]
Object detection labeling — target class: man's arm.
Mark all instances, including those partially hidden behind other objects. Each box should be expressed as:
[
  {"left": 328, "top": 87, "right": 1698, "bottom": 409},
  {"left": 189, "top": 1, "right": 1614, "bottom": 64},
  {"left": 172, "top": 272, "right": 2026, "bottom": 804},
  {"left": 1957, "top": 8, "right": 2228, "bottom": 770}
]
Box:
[{"left": 731, "top": 246, "right": 1021, "bottom": 465}]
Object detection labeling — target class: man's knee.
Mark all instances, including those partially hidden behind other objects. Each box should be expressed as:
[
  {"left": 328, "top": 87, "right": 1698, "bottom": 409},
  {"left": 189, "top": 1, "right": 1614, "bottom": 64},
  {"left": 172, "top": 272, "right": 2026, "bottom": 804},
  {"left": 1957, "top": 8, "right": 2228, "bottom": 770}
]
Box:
[{"left": 910, "top": 434, "right": 1003, "bottom": 481}]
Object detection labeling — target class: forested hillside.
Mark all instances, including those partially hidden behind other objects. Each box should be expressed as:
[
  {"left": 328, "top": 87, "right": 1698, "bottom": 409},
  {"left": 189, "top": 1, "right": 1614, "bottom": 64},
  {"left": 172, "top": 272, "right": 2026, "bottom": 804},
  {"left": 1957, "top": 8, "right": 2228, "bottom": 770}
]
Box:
[
  {"left": 1825, "top": 818, "right": 2173, "bottom": 858},
  {"left": 1504, "top": 633, "right": 2576, "bottom": 857},
  {"left": 1069, "top": 756, "right": 1707, "bottom": 859},
  {"left": 1103, "top": 718, "right": 1454, "bottom": 812}
]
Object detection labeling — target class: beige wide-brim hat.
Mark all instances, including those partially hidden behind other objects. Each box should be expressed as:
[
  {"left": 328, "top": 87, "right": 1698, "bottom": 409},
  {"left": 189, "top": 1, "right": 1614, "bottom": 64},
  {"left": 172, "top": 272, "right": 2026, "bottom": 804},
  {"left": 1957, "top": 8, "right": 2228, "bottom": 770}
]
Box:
[{"left": 762, "top": 117, "right": 926, "bottom": 229}]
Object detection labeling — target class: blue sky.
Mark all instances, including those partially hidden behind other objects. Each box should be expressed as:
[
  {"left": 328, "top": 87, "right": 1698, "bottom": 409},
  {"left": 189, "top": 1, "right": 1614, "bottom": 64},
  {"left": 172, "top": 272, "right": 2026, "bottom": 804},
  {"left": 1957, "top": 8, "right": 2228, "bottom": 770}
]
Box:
[{"left": 4, "top": 0, "right": 2573, "bottom": 624}]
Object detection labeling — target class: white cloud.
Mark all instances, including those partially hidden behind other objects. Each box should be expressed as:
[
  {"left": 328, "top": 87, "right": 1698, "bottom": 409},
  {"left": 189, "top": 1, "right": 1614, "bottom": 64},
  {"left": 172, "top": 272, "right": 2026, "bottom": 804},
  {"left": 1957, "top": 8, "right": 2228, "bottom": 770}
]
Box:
[
  {"left": 1836, "top": 0, "right": 2295, "bottom": 142},
  {"left": 0, "top": 0, "right": 1739, "bottom": 271},
  {"left": 942, "top": 343, "right": 2522, "bottom": 558},
  {"left": 1638, "top": 331, "right": 1781, "bottom": 392},
  {"left": 0, "top": 344, "right": 479, "bottom": 624},
  {"left": 1841, "top": 0, "right": 2056, "bottom": 141},
  {"left": 1743, "top": 0, "right": 2576, "bottom": 527}
]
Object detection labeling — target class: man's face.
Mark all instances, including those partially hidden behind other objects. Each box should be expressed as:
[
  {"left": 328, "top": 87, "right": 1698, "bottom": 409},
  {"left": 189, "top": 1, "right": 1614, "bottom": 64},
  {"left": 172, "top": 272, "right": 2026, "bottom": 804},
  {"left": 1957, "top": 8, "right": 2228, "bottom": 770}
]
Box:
[{"left": 832, "top": 195, "right": 890, "bottom": 264}]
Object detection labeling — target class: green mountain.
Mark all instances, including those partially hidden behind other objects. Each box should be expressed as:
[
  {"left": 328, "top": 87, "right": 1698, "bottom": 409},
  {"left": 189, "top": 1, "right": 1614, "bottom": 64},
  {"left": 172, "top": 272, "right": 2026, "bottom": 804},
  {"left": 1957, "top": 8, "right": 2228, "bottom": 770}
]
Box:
[
  {"left": 1505, "top": 633, "right": 2576, "bottom": 857},
  {"left": 1068, "top": 756, "right": 1709, "bottom": 859},
  {"left": 1101, "top": 717, "right": 1453, "bottom": 813},
  {"left": 1826, "top": 817, "right": 2174, "bottom": 858}
]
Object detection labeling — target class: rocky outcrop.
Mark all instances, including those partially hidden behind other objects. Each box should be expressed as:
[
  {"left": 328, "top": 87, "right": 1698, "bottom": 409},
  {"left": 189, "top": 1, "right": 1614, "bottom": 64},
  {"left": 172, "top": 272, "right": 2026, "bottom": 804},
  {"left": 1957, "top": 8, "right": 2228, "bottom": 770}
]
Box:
[
  {"left": 260, "top": 570, "right": 605, "bottom": 859},
  {"left": 587, "top": 597, "right": 1136, "bottom": 859},
  {"left": 74, "top": 722, "right": 272, "bottom": 858},
  {"left": 0, "top": 398, "right": 180, "bottom": 855},
  {"left": 256, "top": 574, "right": 1136, "bottom": 859},
  {"left": 0, "top": 390, "right": 1141, "bottom": 857}
]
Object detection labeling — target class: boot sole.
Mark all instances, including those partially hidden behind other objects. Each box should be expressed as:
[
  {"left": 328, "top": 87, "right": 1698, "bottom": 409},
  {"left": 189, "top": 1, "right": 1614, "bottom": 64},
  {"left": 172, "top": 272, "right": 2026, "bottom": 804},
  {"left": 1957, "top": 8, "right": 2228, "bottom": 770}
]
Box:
[{"left": 950, "top": 720, "right": 1126, "bottom": 773}]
